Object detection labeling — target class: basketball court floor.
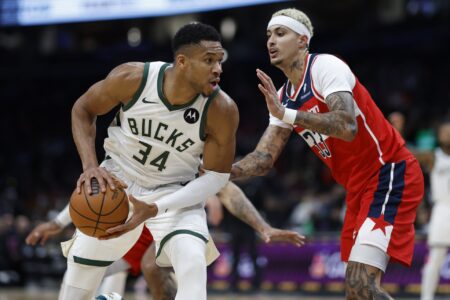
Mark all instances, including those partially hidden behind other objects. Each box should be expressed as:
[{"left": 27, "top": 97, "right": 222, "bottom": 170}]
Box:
[{"left": 0, "top": 289, "right": 422, "bottom": 300}]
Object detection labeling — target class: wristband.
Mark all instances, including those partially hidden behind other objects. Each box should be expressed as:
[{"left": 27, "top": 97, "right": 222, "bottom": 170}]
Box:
[
  {"left": 282, "top": 108, "right": 297, "bottom": 125},
  {"left": 54, "top": 205, "right": 71, "bottom": 228}
]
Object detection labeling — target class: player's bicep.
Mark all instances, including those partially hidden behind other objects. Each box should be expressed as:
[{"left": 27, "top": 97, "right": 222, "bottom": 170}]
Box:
[
  {"left": 202, "top": 94, "right": 239, "bottom": 173},
  {"left": 325, "top": 91, "right": 356, "bottom": 116},
  {"left": 76, "top": 80, "right": 120, "bottom": 116},
  {"left": 202, "top": 133, "right": 236, "bottom": 172}
]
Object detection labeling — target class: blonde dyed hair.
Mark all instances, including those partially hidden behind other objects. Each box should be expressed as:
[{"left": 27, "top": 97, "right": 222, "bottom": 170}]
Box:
[{"left": 272, "top": 8, "right": 314, "bottom": 38}]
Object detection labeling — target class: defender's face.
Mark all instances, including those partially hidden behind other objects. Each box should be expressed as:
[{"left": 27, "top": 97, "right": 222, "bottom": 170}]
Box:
[
  {"left": 185, "top": 41, "right": 224, "bottom": 96},
  {"left": 266, "top": 25, "right": 303, "bottom": 66}
]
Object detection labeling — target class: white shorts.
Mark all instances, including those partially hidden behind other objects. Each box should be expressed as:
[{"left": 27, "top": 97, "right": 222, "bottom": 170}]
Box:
[
  {"left": 64, "top": 159, "right": 210, "bottom": 267},
  {"left": 428, "top": 203, "right": 450, "bottom": 246}
]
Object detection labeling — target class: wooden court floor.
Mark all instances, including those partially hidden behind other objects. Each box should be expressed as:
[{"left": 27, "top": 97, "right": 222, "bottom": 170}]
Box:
[{"left": 0, "top": 289, "right": 422, "bottom": 300}]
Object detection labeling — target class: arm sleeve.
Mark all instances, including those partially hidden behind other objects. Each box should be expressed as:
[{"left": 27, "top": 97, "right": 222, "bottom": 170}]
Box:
[
  {"left": 54, "top": 204, "right": 71, "bottom": 228},
  {"left": 153, "top": 170, "right": 230, "bottom": 216},
  {"left": 311, "top": 54, "right": 356, "bottom": 100}
]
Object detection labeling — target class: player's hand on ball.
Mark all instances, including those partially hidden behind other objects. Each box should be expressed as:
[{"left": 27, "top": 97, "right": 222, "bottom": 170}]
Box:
[
  {"left": 260, "top": 227, "right": 306, "bottom": 247},
  {"left": 76, "top": 167, "right": 127, "bottom": 195},
  {"left": 99, "top": 195, "right": 157, "bottom": 240},
  {"left": 256, "top": 69, "right": 284, "bottom": 120},
  {"left": 25, "top": 221, "right": 63, "bottom": 246}
]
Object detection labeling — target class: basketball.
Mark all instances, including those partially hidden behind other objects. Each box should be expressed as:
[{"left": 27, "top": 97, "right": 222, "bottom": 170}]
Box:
[{"left": 69, "top": 178, "right": 129, "bottom": 238}]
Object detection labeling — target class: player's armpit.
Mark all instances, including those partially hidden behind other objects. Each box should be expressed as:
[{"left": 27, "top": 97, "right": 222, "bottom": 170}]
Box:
[
  {"left": 297, "top": 91, "right": 357, "bottom": 142},
  {"left": 231, "top": 125, "right": 291, "bottom": 180},
  {"left": 202, "top": 90, "right": 239, "bottom": 173}
]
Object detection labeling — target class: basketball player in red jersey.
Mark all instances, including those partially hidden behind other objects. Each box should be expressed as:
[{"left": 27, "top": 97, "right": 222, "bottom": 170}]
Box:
[{"left": 231, "top": 8, "right": 424, "bottom": 299}]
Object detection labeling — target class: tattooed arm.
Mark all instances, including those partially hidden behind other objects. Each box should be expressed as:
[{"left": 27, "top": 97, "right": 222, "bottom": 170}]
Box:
[
  {"left": 295, "top": 91, "right": 357, "bottom": 141},
  {"left": 218, "top": 182, "right": 270, "bottom": 233},
  {"left": 218, "top": 182, "right": 305, "bottom": 246},
  {"left": 231, "top": 125, "right": 291, "bottom": 181},
  {"left": 256, "top": 69, "right": 357, "bottom": 142}
]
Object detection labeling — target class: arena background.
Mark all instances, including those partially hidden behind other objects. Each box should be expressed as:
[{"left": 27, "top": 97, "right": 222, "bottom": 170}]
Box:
[{"left": 1, "top": 0, "right": 450, "bottom": 299}]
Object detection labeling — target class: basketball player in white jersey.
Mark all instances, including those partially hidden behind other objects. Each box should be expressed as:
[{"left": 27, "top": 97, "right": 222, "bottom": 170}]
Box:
[
  {"left": 420, "top": 120, "right": 450, "bottom": 300},
  {"left": 26, "top": 181, "right": 304, "bottom": 299},
  {"left": 65, "top": 22, "right": 238, "bottom": 300}
]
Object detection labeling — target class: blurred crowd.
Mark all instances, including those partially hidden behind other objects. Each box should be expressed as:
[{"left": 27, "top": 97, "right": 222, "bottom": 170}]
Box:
[{"left": 1, "top": 0, "right": 449, "bottom": 290}]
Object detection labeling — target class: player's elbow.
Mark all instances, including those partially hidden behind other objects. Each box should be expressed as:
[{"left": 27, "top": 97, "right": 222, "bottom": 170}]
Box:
[{"left": 71, "top": 98, "right": 87, "bottom": 119}]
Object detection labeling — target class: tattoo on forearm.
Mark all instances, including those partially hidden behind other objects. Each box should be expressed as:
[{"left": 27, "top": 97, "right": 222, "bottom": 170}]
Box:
[
  {"left": 231, "top": 151, "right": 273, "bottom": 180},
  {"left": 345, "top": 262, "right": 392, "bottom": 300},
  {"left": 296, "top": 91, "right": 357, "bottom": 141},
  {"left": 220, "top": 184, "right": 268, "bottom": 232},
  {"left": 231, "top": 126, "right": 291, "bottom": 180}
]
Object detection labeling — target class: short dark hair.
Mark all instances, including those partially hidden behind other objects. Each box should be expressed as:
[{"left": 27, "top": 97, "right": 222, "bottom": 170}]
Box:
[{"left": 172, "top": 22, "right": 222, "bottom": 54}]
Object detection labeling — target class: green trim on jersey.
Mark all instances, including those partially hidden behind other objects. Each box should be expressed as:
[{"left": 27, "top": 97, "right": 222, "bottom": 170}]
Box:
[
  {"left": 73, "top": 256, "right": 114, "bottom": 267},
  {"left": 114, "top": 110, "right": 121, "bottom": 127},
  {"left": 122, "top": 62, "right": 150, "bottom": 111},
  {"left": 157, "top": 63, "right": 200, "bottom": 111},
  {"left": 156, "top": 229, "right": 208, "bottom": 259},
  {"left": 199, "top": 87, "right": 220, "bottom": 141}
]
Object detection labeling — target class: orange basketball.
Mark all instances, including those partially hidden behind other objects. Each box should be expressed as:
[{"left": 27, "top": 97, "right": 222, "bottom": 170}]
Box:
[{"left": 69, "top": 178, "right": 129, "bottom": 238}]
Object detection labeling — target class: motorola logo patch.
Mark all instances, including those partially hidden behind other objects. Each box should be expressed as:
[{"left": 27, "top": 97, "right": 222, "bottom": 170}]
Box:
[{"left": 184, "top": 108, "right": 199, "bottom": 124}]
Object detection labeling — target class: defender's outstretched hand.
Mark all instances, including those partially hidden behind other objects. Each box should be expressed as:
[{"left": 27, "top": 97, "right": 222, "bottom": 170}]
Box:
[
  {"left": 260, "top": 227, "right": 305, "bottom": 247},
  {"left": 99, "top": 195, "right": 157, "bottom": 240},
  {"left": 256, "top": 68, "right": 284, "bottom": 120},
  {"left": 25, "top": 221, "right": 63, "bottom": 246}
]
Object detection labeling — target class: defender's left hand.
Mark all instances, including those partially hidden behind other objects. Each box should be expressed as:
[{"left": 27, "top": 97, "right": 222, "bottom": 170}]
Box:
[
  {"left": 260, "top": 227, "right": 306, "bottom": 247},
  {"left": 99, "top": 195, "right": 157, "bottom": 240},
  {"left": 256, "top": 69, "right": 284, "bottom": 119}
]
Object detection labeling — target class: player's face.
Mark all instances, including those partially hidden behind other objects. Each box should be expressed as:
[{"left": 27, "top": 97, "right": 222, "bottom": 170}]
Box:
[
  {"left": 438, "top": 123, "right": 450, "bottom": 148},
  {"left": 185, "top": 41, "right": 224, "bottom": 96},
  {"left": 266, "top": 25, "right": 303, "bottom": 66}
]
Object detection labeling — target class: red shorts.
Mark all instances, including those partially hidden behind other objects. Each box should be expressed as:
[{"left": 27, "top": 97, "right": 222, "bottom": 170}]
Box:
[
  {"left": 341, "top": 150, "right": 424, "bottom": 267},
  {"left": 123, "top": 226, "right": 154, "bottom": 275}
]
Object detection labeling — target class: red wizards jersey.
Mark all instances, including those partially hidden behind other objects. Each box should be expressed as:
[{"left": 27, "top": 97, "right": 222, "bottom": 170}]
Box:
[{"left": 276, "top": 53, "right": 407, "bottom": 193}]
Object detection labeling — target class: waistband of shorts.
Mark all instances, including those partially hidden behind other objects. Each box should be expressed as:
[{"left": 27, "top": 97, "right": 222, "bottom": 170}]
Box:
[{"left": 123, "top": 170, "right": 194, "bottom": 191}]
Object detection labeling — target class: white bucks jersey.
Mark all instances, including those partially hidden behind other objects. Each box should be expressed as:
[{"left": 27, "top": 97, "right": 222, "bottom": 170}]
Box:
[
  {"left": 104, "top": 61, "right": 219, "bottom": 188},
  {"left": 431, "top": 148, "right": 450, "bottom": 204}
]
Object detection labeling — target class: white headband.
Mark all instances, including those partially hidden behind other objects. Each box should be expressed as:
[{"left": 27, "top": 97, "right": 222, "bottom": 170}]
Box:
[{"left": 267, "top": 15, "right": 312, "bottom": 42}]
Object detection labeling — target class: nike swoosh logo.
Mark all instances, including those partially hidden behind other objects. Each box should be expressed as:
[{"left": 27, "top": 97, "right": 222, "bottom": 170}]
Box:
[{"left": 142, "top": 97, "right": 158, "bottom": 104}]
